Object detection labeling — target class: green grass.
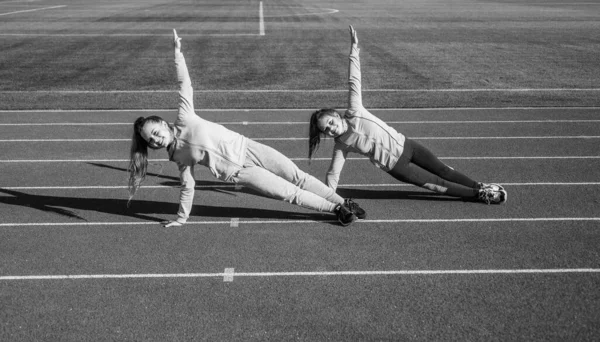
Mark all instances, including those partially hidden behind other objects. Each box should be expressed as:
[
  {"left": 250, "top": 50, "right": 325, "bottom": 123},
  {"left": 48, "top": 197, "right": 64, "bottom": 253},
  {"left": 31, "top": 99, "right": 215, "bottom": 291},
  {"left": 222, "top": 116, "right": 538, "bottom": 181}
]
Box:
[{"left": 1, "top": 0, "right": 600, "bottom": 109}]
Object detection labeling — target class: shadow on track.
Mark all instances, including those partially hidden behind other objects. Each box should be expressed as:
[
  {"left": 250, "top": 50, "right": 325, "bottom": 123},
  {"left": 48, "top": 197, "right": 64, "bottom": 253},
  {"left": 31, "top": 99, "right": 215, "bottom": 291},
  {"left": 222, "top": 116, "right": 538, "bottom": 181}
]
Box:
[
  {"left": 0, "top": 188, "right": 332, "bottom": 223},
  {"left": 337, "top": 187, "right": 466, "bottom": 202}
]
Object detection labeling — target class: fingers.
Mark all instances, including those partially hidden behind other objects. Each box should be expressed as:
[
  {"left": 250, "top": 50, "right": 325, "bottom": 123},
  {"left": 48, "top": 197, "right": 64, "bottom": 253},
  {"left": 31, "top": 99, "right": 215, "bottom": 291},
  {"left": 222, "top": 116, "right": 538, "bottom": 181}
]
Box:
[{"left": 162, "top": 220, "right": 183, "bottom": 227}]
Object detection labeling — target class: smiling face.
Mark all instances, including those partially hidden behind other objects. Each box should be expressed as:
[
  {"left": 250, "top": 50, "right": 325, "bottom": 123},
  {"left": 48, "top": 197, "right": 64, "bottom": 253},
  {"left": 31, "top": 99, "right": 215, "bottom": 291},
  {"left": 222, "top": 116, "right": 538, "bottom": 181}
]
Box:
[
  {"left": 317, "top": 113, "right": 347, "bottom": 138},
  {"left": 139, "top": 120, "right": 173, "bottom": 149}
]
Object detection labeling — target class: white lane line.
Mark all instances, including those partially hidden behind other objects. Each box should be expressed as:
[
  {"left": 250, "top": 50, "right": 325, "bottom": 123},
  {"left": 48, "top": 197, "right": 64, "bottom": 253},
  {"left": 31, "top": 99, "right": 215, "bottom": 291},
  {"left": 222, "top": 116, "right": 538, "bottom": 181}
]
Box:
[
  {"left": 1, "top": 88, "right": 600, "bottom": 93},
  {"left": 2, "top": 268, "right": 599, "bottom": 281},
  {"left": 223, "top": 268, "right": 235, "bottom": 282},
  {"left": 1, "top": 217, "right": 599, "bottom": 227},
  {"left": 3, "top": 120, "right": 600, "bottom": 126},
  {"left": 0, "top": 5, "right": 65, "bottom": 16},
  {"left": 3, "top": 182, "right": 600, "bottom": 190},
  {"left": 259, "top": 1, "right": 265, "bottom": 36},
  {"left": 0, "top": 33, "right": 261, "bottom": 37},
  {"left": 2, "top": 136, "right": 599, "bottom": 142},
  {"left": 1, "top": 156, "right": 599, "bottom": 163},
  {"left": 1, "top": 107, "right": 599, "bottom": 112}
]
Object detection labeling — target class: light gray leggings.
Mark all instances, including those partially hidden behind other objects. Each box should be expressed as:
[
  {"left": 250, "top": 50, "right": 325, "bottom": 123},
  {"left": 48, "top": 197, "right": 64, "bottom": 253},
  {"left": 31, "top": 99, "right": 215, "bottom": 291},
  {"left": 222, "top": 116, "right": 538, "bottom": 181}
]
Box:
[{"left": 231, "top": 140, "right": 343, "bottom": 212}]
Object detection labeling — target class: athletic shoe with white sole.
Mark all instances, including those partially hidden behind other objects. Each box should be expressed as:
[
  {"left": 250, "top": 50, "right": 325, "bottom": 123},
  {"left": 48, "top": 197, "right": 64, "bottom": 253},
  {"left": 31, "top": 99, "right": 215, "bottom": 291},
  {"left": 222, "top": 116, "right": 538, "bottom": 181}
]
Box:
[
  {"left": 478, "top": 182, "right": 505, "bottom": 191},
  {"left": 335, "top": 203, "right": 357, "bottom": 226},
  {"left": 344, "top": 198, "right": 366, "bottom": 219},
  {"left": 478, "top": 187, "right": 508, "bottom": 205}
]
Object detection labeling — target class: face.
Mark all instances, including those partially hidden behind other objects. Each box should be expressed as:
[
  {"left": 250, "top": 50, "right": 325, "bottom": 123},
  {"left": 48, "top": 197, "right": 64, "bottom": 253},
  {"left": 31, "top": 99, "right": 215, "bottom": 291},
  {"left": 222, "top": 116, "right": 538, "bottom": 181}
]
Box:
[
  {"left": 140, "top": 120, "right": 173, "bottom": 149},
  {"left": 317, "top": 114, "right": 347, "bottom": 138}
]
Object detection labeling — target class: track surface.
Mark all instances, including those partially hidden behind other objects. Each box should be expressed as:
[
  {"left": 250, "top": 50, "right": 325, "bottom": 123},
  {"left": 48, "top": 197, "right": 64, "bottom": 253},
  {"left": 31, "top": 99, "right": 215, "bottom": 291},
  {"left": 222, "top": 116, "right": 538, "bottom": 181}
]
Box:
[
  {"left": 2, "top": 0, "right": 600, "bottom": 340},
  {"left": 2, "top": 108, "right": 600, "bottom": 341}
]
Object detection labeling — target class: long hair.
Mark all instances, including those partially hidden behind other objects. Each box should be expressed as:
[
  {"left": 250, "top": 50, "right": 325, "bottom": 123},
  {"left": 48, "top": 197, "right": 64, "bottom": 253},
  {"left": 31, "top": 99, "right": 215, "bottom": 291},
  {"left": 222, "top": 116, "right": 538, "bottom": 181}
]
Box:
[
  {"left": 128, "top": 115, "right": 165, "bottom": 204},
  {"left": 308, "top": 108, "right": 339, "bottom": 162}
]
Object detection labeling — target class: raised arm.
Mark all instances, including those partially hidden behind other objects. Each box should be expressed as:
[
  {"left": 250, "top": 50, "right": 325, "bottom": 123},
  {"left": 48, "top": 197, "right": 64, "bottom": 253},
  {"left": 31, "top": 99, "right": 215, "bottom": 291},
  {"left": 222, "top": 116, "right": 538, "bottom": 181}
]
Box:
[
  {"left": 347, "top": 25, "right": 363, "bottom": 110},
  {"left": 325, "top": 143, "right": 349, "bottom": 190},
  {"left": 173, "top": 29, "right": 195, "bottom": 119}
]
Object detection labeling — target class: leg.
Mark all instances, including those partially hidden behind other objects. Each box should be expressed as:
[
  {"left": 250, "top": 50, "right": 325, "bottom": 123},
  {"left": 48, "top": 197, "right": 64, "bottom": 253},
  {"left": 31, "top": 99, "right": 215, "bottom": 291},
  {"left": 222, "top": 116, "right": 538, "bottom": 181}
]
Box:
[
  {"left": 245, "top": 140, "right": 344, "bottom": 204},
  {"left": 390, "top": 145, "right": 478, "bottom": 198},
  {"left": 408, "top": 139, "right": 479, "bottom": 189},
  {"left": 232, "top": 166, "right": 338, "bottom": 212}
]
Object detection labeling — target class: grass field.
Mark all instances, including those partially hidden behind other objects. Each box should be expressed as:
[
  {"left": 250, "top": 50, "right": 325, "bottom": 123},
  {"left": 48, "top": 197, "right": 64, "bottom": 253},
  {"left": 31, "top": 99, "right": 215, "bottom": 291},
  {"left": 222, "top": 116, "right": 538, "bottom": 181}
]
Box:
[
  {"left": 1, "top": 0, "right": 600, "bottom": 341},
  {"left": 1, "top": 0, "right": 600, "bottom": 109}
]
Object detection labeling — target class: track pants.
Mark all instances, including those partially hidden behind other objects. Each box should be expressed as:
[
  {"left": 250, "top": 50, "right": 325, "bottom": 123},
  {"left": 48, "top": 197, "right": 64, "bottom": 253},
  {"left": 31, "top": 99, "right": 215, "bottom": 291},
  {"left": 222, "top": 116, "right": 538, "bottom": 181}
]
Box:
[
  {"left": 232, "top": 139, "right": 344, "bottom": 212},
  {"left": 388, "top": 138, "right": 479, "bottom": 198}
]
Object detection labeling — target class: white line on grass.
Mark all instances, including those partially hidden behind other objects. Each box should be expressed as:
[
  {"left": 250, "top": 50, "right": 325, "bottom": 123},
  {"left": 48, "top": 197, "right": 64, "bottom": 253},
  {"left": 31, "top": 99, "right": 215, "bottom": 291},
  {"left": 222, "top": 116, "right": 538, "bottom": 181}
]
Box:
[
  {"left": 1, "top": 107, "right": 599, "bottom": 112},
  {"left": 3, "top": 120, "right": 600, "bottom": 126},
  {"left": 259, "top": 1, "right": 265, "bottom": 36},
  {"left": 1, "top": 217, "right": 599, "bottom": 228},
  {"left": 3, "top": 182, "right": 600, "bottom": 190},
  {"left": 0, "top": 33, "right": 261, "bottom": 37},
  {"left": 2, "top": 268, "right": 599, "bottom": 281},
  {"left": 1, "top": 136, "right": 598, "bottom": 142},
  {"left": 1, "top": 156, "right": 599, "bottom": 163},
  {"left": 0, "top": 5, "right": 65, "bottom": 16}
]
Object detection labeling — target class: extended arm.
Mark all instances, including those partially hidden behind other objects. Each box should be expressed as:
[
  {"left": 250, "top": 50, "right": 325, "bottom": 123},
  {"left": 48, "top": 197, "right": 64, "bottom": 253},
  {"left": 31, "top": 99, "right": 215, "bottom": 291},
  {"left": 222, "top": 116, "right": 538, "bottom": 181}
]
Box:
[
  {"left": 325, "top": 143, "right": 349, "bottom": 191},
  {"left": 173, "top": 29, "right": 195, "bottom": 120},
  {"left": 163, "top": 163, "right": 195, "bottom": 227},
  {"left": 347, "top": 25, "right": 363, "bottom": 110}
]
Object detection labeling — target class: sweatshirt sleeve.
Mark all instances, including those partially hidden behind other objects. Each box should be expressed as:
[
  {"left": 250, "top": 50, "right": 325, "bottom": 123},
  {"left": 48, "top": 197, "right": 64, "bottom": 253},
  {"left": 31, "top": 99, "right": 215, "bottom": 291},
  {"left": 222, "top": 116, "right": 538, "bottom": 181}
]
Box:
[
  {"left": 347, "top": 44, "right": 363, "bottom": 111},
  {"left": 175, "top": 51, "right": 195, "bottom": 120},
  {"left": 325, "top": 143, "right": 348, "bottom": 191},
  {"left": 176, "top": 163, "right": 195, "bottom": 224}
]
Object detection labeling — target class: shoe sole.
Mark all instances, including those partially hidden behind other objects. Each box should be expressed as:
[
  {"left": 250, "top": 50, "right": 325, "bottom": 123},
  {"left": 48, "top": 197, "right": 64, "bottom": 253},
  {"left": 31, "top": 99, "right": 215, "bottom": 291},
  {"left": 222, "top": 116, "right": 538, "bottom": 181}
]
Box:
[{"left": 338, "top": 215, "right": 357, "bottom": 226}]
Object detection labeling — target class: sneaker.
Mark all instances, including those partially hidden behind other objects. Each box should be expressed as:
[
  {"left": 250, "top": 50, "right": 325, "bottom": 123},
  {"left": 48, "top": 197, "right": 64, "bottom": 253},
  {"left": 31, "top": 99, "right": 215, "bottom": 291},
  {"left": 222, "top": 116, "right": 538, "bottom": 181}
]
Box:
[
  {"left": 478, "top": 187, "right": 508, "bottom": 205},
  {"left": 344, "top": 198, "right": 366, "bottom": 219},
  {"left": 335, "top": 203, "right": 357, "bottom": 226},
  {"left": 478, "top": 182, "right": 505, "bottom": 191}
]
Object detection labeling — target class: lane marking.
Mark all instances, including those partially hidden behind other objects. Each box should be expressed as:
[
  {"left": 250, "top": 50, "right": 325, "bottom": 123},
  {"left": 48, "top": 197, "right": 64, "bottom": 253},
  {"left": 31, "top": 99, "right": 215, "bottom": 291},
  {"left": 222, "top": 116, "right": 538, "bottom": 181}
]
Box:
[
  {"left": 2, "top": 268, "right": 599, "bottom": 281},
  {"left": 1, "top": 136, "right": 599, "bottom": 143},
  {"left": 3, "top": 120, "right": 600, "bottom": 127},
  {"left": 223, "top": 268, "right": 235, "bottom": 282},
  {"left": 3, "top": 182, "right": 600, "bottom": 190},
  {"left": 263, "top": 7, "right": 339, "bottom": 18},
  {"left": 1, "top": 217, "right": 599, "bottom": 227},
  {"left": 1, "top": 107, "right": 600, "bottom": 113},
  {"left": 230, "top": 218, "right": 239, "bottom": 228},
  {"left": 0, "top": 33, "right": 261, "bottom": 37},
  {"left": 1, "top": 156, "right": 599, "bottom": 163},
  {"left": 1, "top": 88, "right": 600, "bottom": 93},
  {"left": 0, "top": 5, "right": 65, "bottom": 16},
  {"left": 259, "top": 1, "right": 265, "bottom": 36}
]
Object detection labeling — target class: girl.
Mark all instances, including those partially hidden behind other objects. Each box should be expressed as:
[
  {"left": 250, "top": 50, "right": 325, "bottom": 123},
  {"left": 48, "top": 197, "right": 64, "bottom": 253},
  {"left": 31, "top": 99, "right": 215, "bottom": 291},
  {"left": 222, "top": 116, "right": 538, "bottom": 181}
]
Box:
[
  {"left": 308, "top": 26, "right": 507, "bottom": 205},
  {"left": 129, "top": 30, "right": 364, "bottom": 227}
]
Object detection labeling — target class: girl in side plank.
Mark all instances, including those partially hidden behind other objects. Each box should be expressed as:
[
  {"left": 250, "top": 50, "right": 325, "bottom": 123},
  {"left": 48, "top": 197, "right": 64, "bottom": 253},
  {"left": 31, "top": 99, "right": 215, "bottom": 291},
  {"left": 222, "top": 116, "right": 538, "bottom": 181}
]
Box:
[
  {"left": 308, "top": 26, "right": 507, "bottom": 205},
  {"left": 128, "top": 30, "right": 364, "bottom": 227}
]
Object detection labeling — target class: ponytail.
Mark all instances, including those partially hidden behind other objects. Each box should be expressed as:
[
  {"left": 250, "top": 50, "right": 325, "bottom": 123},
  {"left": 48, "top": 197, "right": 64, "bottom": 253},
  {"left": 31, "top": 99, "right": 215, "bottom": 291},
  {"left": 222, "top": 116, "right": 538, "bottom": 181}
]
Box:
[
  {"left": 308, "top": 108, "right": 339, "bottom": 162},
  {"left": 128, "top": 116, "right": 164, "bottom": 204}
]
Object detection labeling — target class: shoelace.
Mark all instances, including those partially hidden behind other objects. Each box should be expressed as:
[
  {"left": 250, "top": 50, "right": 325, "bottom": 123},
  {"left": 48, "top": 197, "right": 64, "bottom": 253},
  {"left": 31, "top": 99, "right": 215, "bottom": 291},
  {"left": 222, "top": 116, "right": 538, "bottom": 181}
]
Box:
[{"left": 478, "top": 188, "right": 494, "bottom": 205}]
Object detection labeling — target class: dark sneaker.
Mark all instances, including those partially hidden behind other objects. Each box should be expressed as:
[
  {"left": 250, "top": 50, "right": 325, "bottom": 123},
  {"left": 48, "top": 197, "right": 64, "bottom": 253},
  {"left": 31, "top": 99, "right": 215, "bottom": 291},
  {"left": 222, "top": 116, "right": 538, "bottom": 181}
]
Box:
[
  {"left": 344, "top": 198, "right": 366, "bottom": 219},
  {"left": 478, "top": 187, "right": 508, "bottom": 205},
  {"left": 335, "top": 203, "right": 357, "bottom": 226}
]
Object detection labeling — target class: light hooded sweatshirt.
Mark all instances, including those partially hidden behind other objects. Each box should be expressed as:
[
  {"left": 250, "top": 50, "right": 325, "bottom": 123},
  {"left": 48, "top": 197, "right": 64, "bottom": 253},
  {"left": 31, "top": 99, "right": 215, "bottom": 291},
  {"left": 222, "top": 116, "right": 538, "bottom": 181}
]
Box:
[
  {"left": 167, "top": 51, "right": 248, "bottom": 223},
  {"left": 325, "top": 44, "right": 406, "bottom": 190}
]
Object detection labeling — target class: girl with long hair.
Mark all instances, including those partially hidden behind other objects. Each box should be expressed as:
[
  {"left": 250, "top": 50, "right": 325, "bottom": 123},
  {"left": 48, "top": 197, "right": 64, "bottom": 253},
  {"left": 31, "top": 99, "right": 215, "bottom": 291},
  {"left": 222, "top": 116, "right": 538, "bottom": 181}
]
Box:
[
  {"left": 129, "top": 30, "right": 364, "bottom": 227},
  {"left": 308, "top": 26, "right": 507, "bottom": 205}
]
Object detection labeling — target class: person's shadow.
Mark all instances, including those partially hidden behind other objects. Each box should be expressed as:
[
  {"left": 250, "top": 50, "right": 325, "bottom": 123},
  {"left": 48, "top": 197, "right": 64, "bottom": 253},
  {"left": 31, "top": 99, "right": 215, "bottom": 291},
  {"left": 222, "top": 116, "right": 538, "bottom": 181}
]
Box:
[
  {"left": 336, "top": 187, "right": 467, "bottom": 202},
  {"left": 0, "top": 186, "right": 331, "bottom": 224}
]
